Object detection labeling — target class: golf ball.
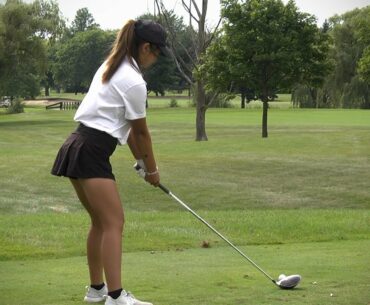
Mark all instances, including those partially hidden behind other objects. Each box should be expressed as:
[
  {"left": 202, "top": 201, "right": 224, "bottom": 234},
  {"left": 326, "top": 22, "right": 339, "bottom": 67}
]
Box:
[{"left": 278, "top": 274, "right": 286, "bottom": 281}]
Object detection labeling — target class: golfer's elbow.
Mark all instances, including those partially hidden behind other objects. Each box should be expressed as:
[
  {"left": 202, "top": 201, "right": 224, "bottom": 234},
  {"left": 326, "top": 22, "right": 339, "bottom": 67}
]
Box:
[
  {"left": 132, "top": 127, "right": 151, "bottom": 142},
  {"left": 130, "top": 118, "right": 151, "bottom": 139}
]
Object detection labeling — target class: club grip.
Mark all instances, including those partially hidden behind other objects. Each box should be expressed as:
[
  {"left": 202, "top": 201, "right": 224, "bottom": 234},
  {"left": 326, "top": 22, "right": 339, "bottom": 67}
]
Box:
[{"left": 159, "top": 183, "right": 170, "bottom": 194}]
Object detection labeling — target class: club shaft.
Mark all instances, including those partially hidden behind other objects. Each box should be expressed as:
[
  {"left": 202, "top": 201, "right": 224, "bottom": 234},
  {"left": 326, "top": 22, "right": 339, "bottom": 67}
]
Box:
[{"left": 159, "top": 183, "right": 275, "bottom": 283}]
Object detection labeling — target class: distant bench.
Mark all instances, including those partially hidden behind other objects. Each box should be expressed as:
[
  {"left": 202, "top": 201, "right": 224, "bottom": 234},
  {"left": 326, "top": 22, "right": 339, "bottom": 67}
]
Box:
[{"left": 46, "top": 100, "right": 81, "bottom": 110}]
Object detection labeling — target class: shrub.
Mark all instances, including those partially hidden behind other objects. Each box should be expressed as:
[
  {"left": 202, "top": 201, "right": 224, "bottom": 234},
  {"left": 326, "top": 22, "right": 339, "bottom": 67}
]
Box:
[
  {"left": 208, "top": 93, "right": 234, "bottom": 108},
  {"left": 6, "top": 99, "right": 24, "bottom": 114},
  {"left": 169, "top": 98, "right": 179, "bottom": 108}
]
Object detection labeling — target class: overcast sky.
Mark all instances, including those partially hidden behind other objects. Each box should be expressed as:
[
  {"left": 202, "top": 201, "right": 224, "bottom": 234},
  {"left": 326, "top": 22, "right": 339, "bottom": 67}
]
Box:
[{"left": 3, "top": 0, "right": 370, "bottom": 29}]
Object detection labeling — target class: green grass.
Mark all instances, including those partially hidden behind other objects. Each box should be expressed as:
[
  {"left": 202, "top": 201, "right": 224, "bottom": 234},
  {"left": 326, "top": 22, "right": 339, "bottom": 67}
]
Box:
[
  {"left": 31, "top": 90, "right": 292, "bottom": 108},
  {"left": 1, "top": 108, "right": 369, "bottom": 214},
  {"left": 0, "top": 106, "right": 369, "bottom": 304},
  {"left": 0, "top": 209, "right": 368, "bottom": 260},
  {"left": 0, "top": 240, "right": 368, "bottom": 305}
]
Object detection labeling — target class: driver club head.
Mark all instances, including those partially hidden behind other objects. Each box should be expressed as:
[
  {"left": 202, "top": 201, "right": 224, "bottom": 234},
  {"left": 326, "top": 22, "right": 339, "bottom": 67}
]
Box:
[{"left": 276, "top": 274, "right": 301, "bottom": 289}]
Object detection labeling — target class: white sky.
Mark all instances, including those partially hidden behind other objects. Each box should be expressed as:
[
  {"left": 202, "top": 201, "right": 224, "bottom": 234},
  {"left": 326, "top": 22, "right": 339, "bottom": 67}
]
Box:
[{"left": 3, "top": 0, "right": 370, "bottom": 29}]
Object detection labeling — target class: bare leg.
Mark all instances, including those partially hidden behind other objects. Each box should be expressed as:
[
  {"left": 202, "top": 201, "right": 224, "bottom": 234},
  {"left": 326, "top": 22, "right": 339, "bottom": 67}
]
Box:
[
  {"left": 70, "top": 178, "right": 104, "bottom": 286},
  {"left": 77, "top": 178, "right": 124, "bottom": 292}
]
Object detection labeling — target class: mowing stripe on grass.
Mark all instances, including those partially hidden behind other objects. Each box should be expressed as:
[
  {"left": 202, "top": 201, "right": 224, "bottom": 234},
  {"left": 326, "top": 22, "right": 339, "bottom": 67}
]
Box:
[{"left": 0, "top": 209, "right": 368, "bottom": 260}]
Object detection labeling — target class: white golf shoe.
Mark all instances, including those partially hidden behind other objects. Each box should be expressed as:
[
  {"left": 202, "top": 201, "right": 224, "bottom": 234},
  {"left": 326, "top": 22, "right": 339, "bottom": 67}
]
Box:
[
  {"left": 84, "top": 285, "right": 108, "bottom": 303},
  {"left": 105, "top": 290, "right": 153, "bottom": 305}
]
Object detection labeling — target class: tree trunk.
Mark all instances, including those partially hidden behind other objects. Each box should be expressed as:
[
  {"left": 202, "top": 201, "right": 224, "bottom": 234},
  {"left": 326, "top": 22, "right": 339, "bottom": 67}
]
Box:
[
  {"left": 45, "top": 86, "right": 50, "bottom": 96},
  {"left": 262, "top": 97, "right": 269, "bottom": 138},
  {"left": 310, "top": 87, "right": 317, "bottom": 108},
  {"left": 195, "top": 80, "right": 208, "bottom": 141},
  {"left": 241, "top": 92, "right": 246, "bottom": 108},
  {"left": 363, "top": 89, "right": 370, "bottom": 109}
]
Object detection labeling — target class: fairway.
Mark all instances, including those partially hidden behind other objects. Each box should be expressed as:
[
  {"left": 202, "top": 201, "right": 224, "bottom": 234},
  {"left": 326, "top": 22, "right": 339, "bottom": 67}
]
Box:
[
  {"left": 0, "top": 240, "right": 369, "bottom": 305},
  {"left": 0, "top": 106, "right": 369, "bottom": 305}
]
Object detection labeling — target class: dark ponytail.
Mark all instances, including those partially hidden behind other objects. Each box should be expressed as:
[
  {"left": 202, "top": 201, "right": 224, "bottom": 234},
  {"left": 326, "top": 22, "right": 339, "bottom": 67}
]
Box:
[{"left": 102, "top": 20, "right": 142, "bottom": 83}]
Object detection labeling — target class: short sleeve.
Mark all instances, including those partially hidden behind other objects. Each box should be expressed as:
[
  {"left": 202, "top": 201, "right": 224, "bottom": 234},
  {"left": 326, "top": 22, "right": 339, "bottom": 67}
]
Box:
[{"left": 122, "top": 83, "right": 147, "bottom": 120}]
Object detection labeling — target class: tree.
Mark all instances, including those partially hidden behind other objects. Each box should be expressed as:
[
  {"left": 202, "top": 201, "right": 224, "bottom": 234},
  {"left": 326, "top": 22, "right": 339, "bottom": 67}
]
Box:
[
  {"left": 155, "top": 0, "right": 222, "bottom": 141},
  {"left": 35, "top": 0, "right": 66, "bottom": 96},
  {"left": 53, "top": 29, "right": 115, "bottom": 93},
  {"left": 203, "top": 0, "right": 325, "bottom": 137},
  {"left": 70, "top": 7, "right": 99, "bottom": 36},
  {"left": 198, "top": 33, "right": 258, "bottom": 108},
  {"left": 144, "top": 55, "right": 181, "bottom": 96},
  {"left": 291, "top": 22, "right": 333, "bottom": 109},
  {"left": 358, "top": 46, "right": 370, "bottom": 84},
  {"left": 0, "top": 5, "right": 5, "bottom": 77},
  {"left": 52, "top": 7, "right": 112, "bottom": 94},
  {"left": 323, "top": 7, "right": 370, "bottom": 108},
  {"left": 0, "top": 0, "right": 64, "bottom": 99},
  {"left": 32, "top": 0, "right": 65, "bottom": 41}
]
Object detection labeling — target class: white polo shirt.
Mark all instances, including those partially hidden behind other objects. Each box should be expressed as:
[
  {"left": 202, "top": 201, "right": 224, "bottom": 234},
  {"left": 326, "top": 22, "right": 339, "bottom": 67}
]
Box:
[{"left": 74, "top": 57, "right": 147, "bottom": 145}]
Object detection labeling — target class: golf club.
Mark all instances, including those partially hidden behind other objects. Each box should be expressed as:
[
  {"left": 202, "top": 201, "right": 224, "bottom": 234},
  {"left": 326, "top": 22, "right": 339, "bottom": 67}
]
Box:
[
  {"left": 134, "top": 164, "right": 301, "bottom": 289},
  {"left": 157, "top": 183, "right": 301, "bottom": 289}
]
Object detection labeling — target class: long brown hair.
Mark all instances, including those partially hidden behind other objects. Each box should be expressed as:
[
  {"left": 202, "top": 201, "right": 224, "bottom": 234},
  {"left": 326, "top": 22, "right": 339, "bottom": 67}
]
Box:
[{"left": 102, "top": 20, "right": 142, "bottom": 83}]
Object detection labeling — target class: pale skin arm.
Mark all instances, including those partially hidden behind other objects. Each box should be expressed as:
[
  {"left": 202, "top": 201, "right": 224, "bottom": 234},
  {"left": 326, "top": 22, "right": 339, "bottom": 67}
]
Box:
[{"left": 127, "top": 117, "right": 160, "bottom": 186}]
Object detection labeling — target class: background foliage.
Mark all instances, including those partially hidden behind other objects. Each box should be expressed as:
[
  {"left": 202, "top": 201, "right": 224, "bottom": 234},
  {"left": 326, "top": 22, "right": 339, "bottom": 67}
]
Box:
[{"left": 0, "top": 0, "right": 369, "bottom": 109}]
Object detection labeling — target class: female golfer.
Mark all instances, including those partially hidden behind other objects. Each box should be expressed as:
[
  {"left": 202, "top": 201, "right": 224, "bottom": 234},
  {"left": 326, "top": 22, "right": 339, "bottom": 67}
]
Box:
[{"left": 51, "top": 19, "right": 169, "bottom": 305}]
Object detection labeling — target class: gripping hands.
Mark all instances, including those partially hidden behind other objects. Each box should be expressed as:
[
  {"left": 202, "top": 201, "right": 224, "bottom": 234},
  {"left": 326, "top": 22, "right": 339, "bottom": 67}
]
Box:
[
  {"left": 134, "top": 159, "right": 147, "bottom": 178},
  {"left": 133, "top": 159, "right": 160, "bottom": 186}
]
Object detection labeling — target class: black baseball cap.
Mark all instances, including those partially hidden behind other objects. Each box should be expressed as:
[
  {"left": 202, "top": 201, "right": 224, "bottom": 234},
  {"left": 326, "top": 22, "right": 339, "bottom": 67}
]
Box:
[{"left": 135, "top": 19, "right": 170, "bottom": 57}]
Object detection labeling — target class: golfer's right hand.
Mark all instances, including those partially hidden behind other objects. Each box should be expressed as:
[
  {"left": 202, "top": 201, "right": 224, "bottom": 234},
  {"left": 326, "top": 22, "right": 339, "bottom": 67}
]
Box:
[
  {"left": 145, "top": 171, "right": 160, "bottom": 187},
  {"left": 133, "top": 161, "right": 146, "bottom": 178}
]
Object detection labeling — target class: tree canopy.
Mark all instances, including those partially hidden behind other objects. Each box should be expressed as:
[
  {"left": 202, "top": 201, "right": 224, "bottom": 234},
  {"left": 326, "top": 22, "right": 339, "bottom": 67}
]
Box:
[
  {"left": 70, "top": 7, "right": 100, "bottom": 36},
  {"left": 291, "top": 6, "right": 370, "bottom": 109},
  {"left": 330, "top": 7, "right": 370, "bottom": 108},
  {"left": 1, "top": 0, "right": 368, "bottom": 126},
  {"left": 358, "top": 46, "right": 370, "bottom": 84},
  {"left": 201, "top": 0, "right": 328, "bottom": 137},
  {"left": 52, "top": 29, "right": 115, "bottom": 94},
  {"left": 0, "top": 0, "right": 64, "bottom": 98}
]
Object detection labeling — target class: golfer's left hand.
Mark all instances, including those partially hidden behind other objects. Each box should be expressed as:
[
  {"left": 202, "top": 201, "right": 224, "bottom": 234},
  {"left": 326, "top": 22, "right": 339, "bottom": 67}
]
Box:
[
  {"left": 133, "top": 161, "right": 160, "bottom": 186},
  {"left": 145, "top": 171, "right": 160, "bottom": 187}
]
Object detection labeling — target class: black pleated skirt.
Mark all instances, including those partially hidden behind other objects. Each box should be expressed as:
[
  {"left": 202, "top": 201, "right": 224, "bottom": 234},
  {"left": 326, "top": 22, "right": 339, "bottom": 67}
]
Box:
[{"left": 51, "top": 124, "right": 118, "bottom": 180}]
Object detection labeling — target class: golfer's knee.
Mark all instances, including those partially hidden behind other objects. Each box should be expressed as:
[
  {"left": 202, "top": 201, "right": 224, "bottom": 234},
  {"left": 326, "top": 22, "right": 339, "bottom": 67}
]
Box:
[
  {"left": 103, "top": 214, "right": 124, "bottom": 232},
  {"left": 115, "top": 215, "right": 124, "bottom": 232},
  {"left": 91, "top": 219, "right": 103, "bottom": 232}
]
